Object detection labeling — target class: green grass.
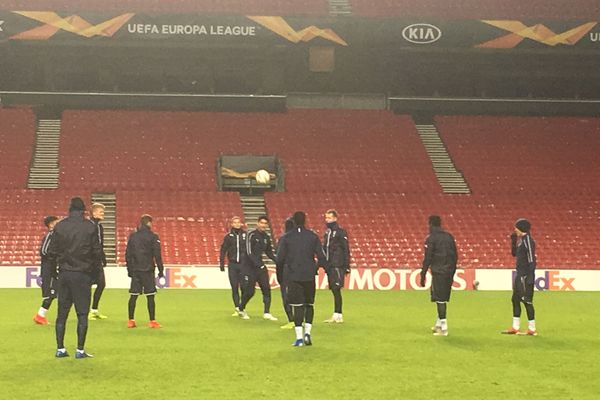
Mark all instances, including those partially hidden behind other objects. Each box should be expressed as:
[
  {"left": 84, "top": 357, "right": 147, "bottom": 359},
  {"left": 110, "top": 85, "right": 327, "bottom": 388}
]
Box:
[{"left": 0, "top": 289, "right": 598, "bottom": 399}]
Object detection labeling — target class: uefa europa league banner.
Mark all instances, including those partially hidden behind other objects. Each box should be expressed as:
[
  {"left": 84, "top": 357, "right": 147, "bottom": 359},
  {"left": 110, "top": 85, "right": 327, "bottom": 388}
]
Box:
[{"left": 0, "top": 11, "right": 599, "bottom": 50}]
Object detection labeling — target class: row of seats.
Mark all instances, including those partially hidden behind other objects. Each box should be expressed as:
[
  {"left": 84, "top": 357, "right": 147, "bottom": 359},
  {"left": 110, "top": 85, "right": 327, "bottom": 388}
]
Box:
[
  {"left": 116, "top": 190, "right": 243, "bottom": 265},
  {"left": 0, "top": 108, "right": 35, "bottom": 189},
  {"left": 436, "top": 116, "right": 600, "bottom": 195},
  {"left": 0, "top": 189, "right": 242, "bottom": 266},
  {"left": 59, "top": 109, "right": 439, "bottom": 193},
  {"left": 351, "top": 0, "right": 600, "bottom": 18},
  {"left": 265, "top": 192, "right": 600, "bottom": 269},
  {"left": 0, "top": 0, "right": 329, "bottom": 15},
  {"left": 2, "top": 111, "right": 600, "bottom": 270},
  {"left": 3, "top": 0, "right": 597, "bottom": 18},
  {"left": 0, "top": 190, "right": 90, "bottom": 266}
]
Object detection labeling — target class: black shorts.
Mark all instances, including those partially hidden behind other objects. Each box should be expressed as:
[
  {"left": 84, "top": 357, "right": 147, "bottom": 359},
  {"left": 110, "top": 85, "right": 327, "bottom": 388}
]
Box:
[
  {"left": 287, "top": 281, "right": 316, "bottom": 306},
  {"left": 327, "top": 267, "right": 346, "bottom": 289},
  {"left": 430, "top": 272, "right": 454, "bottom": 303},
  {"left": 40, "top": 265, "right": 57, "bottom": 299},
  {"left": 513, "top": 275, "right": 534, "bottom": 303},
  {"left": 129, "top": 271, "right": 157, "bottom": 295}
]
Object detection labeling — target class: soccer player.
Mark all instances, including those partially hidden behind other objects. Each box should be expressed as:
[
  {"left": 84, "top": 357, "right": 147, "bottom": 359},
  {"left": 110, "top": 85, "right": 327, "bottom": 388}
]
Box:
[
  {"left": 419, "top": 215, "right": 458, "bottom": 337},
  {"left": 219, "top": 216, "right": 246, "bottom": 316},
  {"left": 125, "top": 214, "right": 165, "bottom": 329},
  {"left": 33, "top": 215, "right": 59, "bottom": 325},
  {"left": 276, "top": 211, "right": 328, "bottom": 346},
  {"left": 323, "top": 209, "right": 351, "bottom": 323},
  {"left": 276, "top": 217, "right": 295, "bottom": 329},
  {"left": 49, "top": 197, "right": 102, "bottom": 358},
  {"left": 238, "top": 215, "right": 277, "bottom": 321},
  {"left": 502, "top": 218, "right": 537, "bottom": 336},
  {"left": 89, "top": 203, "right": 108, "bottom": 320}
]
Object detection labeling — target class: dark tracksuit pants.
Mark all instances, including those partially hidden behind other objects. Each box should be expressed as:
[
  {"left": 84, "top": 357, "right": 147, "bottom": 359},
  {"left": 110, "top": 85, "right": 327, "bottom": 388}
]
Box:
[
  {"left": 240, "top": 267, "right": 271, "bottom": 313},
  {"left": 55, "top": 270, "right": 92, "bottom": 350},
  {"left": 227, "top": 262, "right": 242, "bottom": 308},
  {"left": 280, "top": 283, "right": 293, "bottom": 322},
  {"left": 91, "top": 266, "right": 106, "bottom": 310}
]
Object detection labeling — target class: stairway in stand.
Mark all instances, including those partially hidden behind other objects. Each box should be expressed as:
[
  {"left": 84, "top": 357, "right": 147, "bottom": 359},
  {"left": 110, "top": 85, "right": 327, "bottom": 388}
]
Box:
[
  {"left": 416, "top": 124, "right": 471, "bottom": 194},
  {"left": 27, "top": 119, "right": 61, "bottom": 189},
  {"left": 91, "top": 192, "right": 117, "bottom": 264},
  {"left": 329, "top": 0, "right": 352, "bottom": 16}
]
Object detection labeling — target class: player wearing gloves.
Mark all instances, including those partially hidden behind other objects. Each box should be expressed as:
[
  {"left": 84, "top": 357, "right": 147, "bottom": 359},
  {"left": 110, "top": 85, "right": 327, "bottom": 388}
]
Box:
[
  {"left": 125, "top": 214, "right": 165, "bottom": 329},
  {"left": 322, "top": 209, "right": 351, "bottom": 323},
  {"left": 238, "top": 215, "right": 277, "bottom": 321},
  {"left": 419, "top": 215, "right": 458, "bottom": 337}
]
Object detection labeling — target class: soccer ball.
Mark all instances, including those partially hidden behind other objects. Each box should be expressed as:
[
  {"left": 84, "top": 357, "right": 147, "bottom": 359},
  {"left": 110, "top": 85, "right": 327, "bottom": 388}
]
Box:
[{"left": 255, "top": 169, "right": 270, "bottom": 184}]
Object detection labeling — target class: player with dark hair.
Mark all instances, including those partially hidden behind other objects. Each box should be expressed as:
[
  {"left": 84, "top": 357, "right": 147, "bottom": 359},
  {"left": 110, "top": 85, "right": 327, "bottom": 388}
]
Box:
[
  {"left": 89, "top": 202, "right": 108, "bottom": 320},
  {"left": 277, "top": 211, "right": 328, "bottom": 346},
  {"left": 276, "top": 217, "right": 295, "bottom": 329},
  {"left": 33, "top": 215, "right": 60, "bottom": 325},
  {"left": 49, "top": 197, "right": 102, "bottom": 358},
  {"left": 323, "top": 209, "right": 351, "bottom": 323},
  {"left": 219, "top": 216, "right": 247, "bottom": 316},
  {"left": 419, "top": 215, "right": 458, "bottom": 337},
  {"left": 502, "top": 218, "right": 538, "bottom": 336},
  {"left": 238, "top": 215, "right": 277, "bottom": 321},
  {"left": 125, "top": 214, "right": 165, "bottom": 329}
]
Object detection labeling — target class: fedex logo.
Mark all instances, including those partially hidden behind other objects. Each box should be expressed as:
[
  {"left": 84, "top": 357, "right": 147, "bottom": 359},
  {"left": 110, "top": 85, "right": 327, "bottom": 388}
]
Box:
[
  {"left": 512, "top": 271, "right": 575, "bottom": 291},
  {"left": 156, "top": 267, "right": 197, "bottom": 288},
  {"left": 26, "top": 267, "right": 42, "bottom": 287}
]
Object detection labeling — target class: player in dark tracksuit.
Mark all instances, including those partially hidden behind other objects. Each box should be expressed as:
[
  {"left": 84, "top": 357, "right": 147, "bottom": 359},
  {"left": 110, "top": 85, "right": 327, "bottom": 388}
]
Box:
[
  {"left": 48, "top": 197, "right": 102, "bottom": 358},
  {"left": 125, "top": 214, "right": 165, "bottom": 329},
  {"left": 276, "top": 218, "right": 295, "bottom": 328},
  {"left": 276, "top": 211, "right": 328, "bottom": 346},
  {"left": 89, "top": 203, "right": 108, "bottom": 320},
  {"left": 419, "top": 215, "right": 458, "bottom": 337},
  {"left": 323, "top": 209, "right": 351, "bottom": 323},
  {"left": 238, "top": 215, "right": 277, "bottom": 321},
  {"left": 502, "top": 218, "right": 537, "bottom": 336},
  {"left": 32, "top": 215, "right": 60, "bottom": 325},
  {"left": 220, "top": 216, "right": 247, "bottom": 315}
]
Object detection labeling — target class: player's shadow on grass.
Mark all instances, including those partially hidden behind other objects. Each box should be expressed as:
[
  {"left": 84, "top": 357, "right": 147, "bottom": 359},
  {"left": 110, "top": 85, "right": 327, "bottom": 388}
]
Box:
[{"left": 432, "top": 335, "right": 481, "bottom": 350}]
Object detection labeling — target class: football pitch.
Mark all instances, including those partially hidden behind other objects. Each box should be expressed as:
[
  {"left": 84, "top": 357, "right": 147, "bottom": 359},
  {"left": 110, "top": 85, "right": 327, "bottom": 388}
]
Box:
[{"left": 0, "top": 289, "right": 598, "bottom": 400}]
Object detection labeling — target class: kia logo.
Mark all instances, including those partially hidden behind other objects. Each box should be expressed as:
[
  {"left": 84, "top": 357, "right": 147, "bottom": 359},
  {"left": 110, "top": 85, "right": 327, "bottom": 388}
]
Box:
[{"left": 402, "top": 23, "right": 442, "bottom": 44}]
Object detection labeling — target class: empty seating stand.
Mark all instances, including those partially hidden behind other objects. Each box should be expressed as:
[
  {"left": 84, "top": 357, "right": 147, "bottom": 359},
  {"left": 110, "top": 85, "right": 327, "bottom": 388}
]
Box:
[
  {"left": 0, "top": 190, "right": 90, "bottom": 266},
  {"left": 351, "top": 0, "right": 600, "bottom": 19},
  {"left": 0, "top": 0, "right": 330, "bottom": 16},
  {"left": 116, "top": 191, "right": 243, "bottom": 265},
  {"left": 434, "top": 116, "right": 600, "bottom": 269},
  {"left": 60, "top": 109, "right": 438, "bottom": 194},
  {"left": 3, "top": 109, "right": 600, "bottom": 270},
  {"left": 0, "top": 108, "right": 36, "bottom": 189},
  {"left": 266, "top": 191, "right": 600, "bottom": 270}
]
